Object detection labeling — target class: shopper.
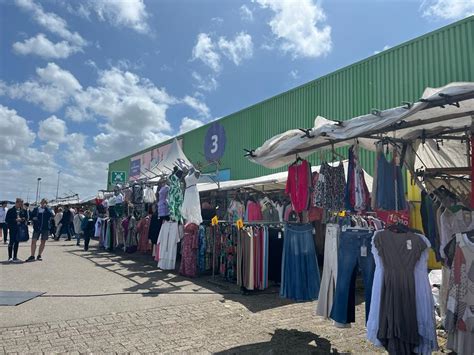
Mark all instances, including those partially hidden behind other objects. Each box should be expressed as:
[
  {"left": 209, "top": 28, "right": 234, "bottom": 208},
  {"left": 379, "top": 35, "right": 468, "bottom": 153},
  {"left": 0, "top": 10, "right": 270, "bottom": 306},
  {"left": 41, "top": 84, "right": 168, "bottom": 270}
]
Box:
[
  {"left": 0, "top": 201, "right": 8, "bottom": 244},
  {"left": 60, "top": 205, "right": 73, "bottom": 241},
  {"left": 53, "top": 207, "right": 63, "bottom": 240},
  {"left": 81, "top": 210, "right": 95, "bottom": 251},
  {"left": 5, "top": 198, "right": 27, "bottom": 262},
  {"left": 24, "top": 203, "right": 30, "bottom": 225},
  {"left": 27, "top": 199, "right": 54, "bottom": 262},
  {"left": 74, "top": 209, "right": 84, "bottom": 246}
]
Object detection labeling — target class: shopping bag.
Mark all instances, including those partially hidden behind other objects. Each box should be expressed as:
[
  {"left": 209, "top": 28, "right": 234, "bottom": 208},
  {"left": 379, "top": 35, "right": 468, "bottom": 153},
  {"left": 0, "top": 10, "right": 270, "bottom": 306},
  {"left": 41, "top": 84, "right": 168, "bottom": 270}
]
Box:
[{"left": 18, "top": 224, "right": 29, "bottom": 242}]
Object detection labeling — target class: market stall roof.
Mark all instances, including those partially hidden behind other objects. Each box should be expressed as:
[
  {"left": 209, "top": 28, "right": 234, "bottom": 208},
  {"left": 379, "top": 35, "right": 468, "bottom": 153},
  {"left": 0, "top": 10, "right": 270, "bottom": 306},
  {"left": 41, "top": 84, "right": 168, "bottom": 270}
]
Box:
[
  {"left": 197, "top": 160, "right": 373, "bottom": 193},
  {"left": 145, "top": 139, "right": 194, "bottom": 181},
  {"left": 248, "top": 82, "right": 474, "bottom": 169}
]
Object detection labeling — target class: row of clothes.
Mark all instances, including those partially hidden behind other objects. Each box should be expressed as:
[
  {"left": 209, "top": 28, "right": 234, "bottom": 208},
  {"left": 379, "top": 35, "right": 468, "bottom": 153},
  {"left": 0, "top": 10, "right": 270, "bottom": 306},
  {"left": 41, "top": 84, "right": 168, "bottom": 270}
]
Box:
[
  {"left": 314, "top": 222, "right": 438, "bottom": 354},
  {"left": 237, "top": 226, "right": 270, "bottom": 291}
]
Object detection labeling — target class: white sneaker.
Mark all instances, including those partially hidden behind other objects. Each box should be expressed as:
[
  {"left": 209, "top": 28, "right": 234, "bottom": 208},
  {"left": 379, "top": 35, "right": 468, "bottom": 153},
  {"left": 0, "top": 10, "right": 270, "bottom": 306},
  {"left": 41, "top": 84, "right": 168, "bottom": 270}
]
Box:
[{"left": 8, "top": 258, "right": 13, "bottom": 263}]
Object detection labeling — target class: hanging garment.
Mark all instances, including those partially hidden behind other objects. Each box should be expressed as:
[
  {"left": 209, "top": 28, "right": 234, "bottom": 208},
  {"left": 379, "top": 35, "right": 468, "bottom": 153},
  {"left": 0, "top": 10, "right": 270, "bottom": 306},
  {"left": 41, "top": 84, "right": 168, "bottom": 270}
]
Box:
[
  {"left": 198, "top": 225, "right": 207, "bottom": 272},
  {"left": 374, "top": 152, "right": 406, "bottom": 211},
  {"left": 316, "top": 223, "right": 340, "bottom": 318},
  {"left": 148, "top": 212, "right": 161, "bottom": 245},
  {"left": 158, "top": 185, "right": 170, "bottom": 217},
  {"left": 246, "top": 200, "right": 263, "bottom": 222},
  {"left": 168, "top": 175, "right": 183, "bottom": 222},
  {"left": 181, "top": 173, "right": 203, "bottom": 225},
  {"left": 445, "top": 232, "right": 474, "bottom": 355},
  {"left": 285, "top": 159, "right": 311, "bottom": 213},
  {"left": 143, "top": 187, "right": 156, "bottom": 203},
  {"left": 367, "top": 233, "right": 438, "bottom": 354},
  {"left": 373, "top": 230, "right": 427, "bottom": 354},
  {"left": 345, "top": 145, "right": 370, "bottom": 212},
  {"left": 280, "top": 223, "right": 320, "bottom": 301},
  {"left": 125, "top": 216, "right": 138, "bottom": 253},
  {"left": 157, "top": 221, "right": 180, "bottom": 270},
  {"left": 227, "top": 200, "right": 245, "bottom": 222},
  {"left": 260, "top": 199, "right": 280, "bottom": 222},
  {"left": 179, "top": 223, "right": 200, "bottom": 277},
  {"left": 137, "top": 215, "right": 152, "bottom": 253},
  {"left": 315, "top": 162, "right": 346, "bottom": 212},
  {"left": 268, "top": 227, "right": 284, "bottom": 283},
  {"left": 420, "top": 191, "right": 441, "bottom": 261},
  {"left": 330, "top": 228, "right": 375, "bottom": 324},
  {"left": 132, "top": 184, "right": 144, "bottom": 204}
]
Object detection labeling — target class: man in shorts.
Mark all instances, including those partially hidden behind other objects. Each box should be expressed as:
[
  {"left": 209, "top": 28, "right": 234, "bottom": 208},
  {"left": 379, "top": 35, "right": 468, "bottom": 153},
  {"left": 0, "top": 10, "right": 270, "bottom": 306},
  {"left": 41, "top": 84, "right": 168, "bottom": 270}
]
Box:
[{"left": 27, "top": 198, "right": 54, "bottom": 261}]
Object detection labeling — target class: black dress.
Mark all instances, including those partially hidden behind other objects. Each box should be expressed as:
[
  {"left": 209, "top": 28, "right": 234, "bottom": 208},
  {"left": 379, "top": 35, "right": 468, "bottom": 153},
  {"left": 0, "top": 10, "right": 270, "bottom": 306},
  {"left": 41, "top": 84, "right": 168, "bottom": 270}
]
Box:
[{"left": 374, "top": 230, "right": 426, "bottom": 354}]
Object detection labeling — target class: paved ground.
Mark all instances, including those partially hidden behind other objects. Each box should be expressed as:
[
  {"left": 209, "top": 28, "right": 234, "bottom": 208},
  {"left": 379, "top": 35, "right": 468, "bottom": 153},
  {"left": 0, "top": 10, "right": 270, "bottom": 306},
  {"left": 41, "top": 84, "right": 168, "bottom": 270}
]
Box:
[{"left": 0, "top": 233, "right": 384, "bottom": 354}]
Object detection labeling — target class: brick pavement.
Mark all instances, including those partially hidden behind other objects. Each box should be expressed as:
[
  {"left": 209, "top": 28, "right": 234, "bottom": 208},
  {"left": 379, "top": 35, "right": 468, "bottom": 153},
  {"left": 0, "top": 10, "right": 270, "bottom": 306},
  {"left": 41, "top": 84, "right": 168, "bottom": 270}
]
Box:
[
  {"left": 0, "top": 238, "right": 384, "bottom": 354},
  {"left": 0, "top": 295, "right": 381, "bottom": 354}
]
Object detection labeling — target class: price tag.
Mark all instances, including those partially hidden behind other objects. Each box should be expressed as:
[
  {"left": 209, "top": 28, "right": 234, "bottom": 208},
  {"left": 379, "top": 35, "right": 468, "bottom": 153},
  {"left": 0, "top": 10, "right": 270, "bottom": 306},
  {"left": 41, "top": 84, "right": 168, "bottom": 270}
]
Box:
[
  {"left": 342, "top": 225, "right": 347, "bottom": 232},
  {"left": 338, "top": 211, "right": 346, "bottom": 217},
  {"left": 211, "top": 216, "right": 218, "bottom": 226},
  {"left": 236, "top": 218, "right": 243, "bottom": 230},
  {"left": 361, "top": 246, "right": 367, "bottom": 257},
  {"left": 406, "top": 240, "right": 412, "bottom": 250},
  {"left": 278, "top": 232, "right": 282, "bottom": 239}
]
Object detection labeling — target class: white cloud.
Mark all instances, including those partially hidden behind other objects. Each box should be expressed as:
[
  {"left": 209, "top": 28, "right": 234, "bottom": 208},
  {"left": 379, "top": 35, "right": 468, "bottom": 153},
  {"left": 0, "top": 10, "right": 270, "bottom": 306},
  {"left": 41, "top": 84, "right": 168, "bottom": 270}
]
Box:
[
  {"left": 38, "top": 115, "right": 68, "bottom": 143},
  {"left": 192, "top": 33, "right": 221, "bottom": 72},
  {"left": 421, "top": 0, "right": 474, "bottom": 19},
  {"left": 0, "top": 63, "right": 82, "bottom": 112},
  {"left": 13, "top": 33, "right": 82, "bottom": 59},
  {"left": 0, "top": 105, "right": 36, "bottom": 157},
  {"left": 289, "top": 69, "right": 299, "bottom": 79},
  {"left": 240, "top": 5, "right": 254, "bottom": 21},
  {"left": 373, "top": 45, "right": 391, "bottom": 55},
  {"left": 218, "top": 32, "right": 253, "bottom": 65},
  {"left": 15, "top": 0, "right": 86, "bottom": 47},
  {"left": 182, "top": 95, "right": 211, "bottom": 118},
  {"left": 179, "top": 117, "right": 204, "bottom": 134},
  {"left": 42, "top": 141, "right": 59, "bottom": 154},
  {"left": 256, "top": 0, "right": 332, "bottom": 58},
  {"left": 71, "top": 0, "right": 150, "bottom": 34},
  {"left": 192, "top": 71, "right": 218, "bottom": 92}
]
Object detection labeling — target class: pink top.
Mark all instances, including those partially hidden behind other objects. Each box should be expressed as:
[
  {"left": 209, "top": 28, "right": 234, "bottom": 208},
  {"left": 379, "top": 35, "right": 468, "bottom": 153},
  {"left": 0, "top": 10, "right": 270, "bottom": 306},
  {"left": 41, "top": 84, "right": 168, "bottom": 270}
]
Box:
[
  {"left": 247, "top": 201, "right": 263, "bottom": 221},
  {"left": 285, "top": 159, "right": 310, "bottom": 213}
]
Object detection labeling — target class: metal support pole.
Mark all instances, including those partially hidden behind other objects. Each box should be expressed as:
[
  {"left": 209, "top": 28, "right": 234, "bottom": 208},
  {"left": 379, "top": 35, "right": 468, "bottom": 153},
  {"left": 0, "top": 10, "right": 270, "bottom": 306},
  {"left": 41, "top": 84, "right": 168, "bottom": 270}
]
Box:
[
  {"left": 56, "top": 171, "right": 61, "bottom": 200},
  {"left": 212, "top": 225, "right": 216, "bottom": 279}
]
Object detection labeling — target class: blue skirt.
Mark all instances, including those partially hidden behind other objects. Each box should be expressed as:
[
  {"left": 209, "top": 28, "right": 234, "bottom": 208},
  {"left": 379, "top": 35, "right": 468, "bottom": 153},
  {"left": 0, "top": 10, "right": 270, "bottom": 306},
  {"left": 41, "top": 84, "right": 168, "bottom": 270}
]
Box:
[{"left": 280, "top": 223, "right": 320, "bottom": 302}]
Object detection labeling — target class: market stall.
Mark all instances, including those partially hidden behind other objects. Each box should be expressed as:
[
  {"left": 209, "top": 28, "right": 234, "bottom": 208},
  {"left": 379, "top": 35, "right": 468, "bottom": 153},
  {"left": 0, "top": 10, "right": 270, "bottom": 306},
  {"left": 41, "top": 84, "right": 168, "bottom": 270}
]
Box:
[{"left": 245, "top": 82, "right": 474, "bottom": 355}]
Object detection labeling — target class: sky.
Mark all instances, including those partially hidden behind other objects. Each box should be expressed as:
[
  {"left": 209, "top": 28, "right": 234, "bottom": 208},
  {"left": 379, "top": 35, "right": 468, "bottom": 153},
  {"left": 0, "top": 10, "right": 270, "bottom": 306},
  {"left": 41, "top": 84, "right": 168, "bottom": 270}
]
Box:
[{"left": 0, "top": 0, "right": 472, "bottom": 203}]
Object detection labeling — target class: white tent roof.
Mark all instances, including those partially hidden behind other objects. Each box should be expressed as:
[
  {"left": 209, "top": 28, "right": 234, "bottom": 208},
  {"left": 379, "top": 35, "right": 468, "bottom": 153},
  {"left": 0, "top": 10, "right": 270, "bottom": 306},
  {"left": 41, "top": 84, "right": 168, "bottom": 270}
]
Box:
[
  {"left": 147, "top": 139, "right": 194, "bottom": 181},
  {"left": 198, "top": 160, "right": 373, "bottom": 193},
  {"left": 249, "top": 82, "right": 474, "bottom": 169}
]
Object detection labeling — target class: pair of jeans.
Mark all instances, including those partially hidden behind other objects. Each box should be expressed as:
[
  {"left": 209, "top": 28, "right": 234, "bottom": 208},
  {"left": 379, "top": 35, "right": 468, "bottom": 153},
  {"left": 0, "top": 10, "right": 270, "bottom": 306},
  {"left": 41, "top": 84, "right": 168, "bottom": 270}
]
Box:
[
  {"left": 8, "top": 227, "right": 19, "bottom": 259},
  {"left": 330, "top": 228, "right": 375, "bottom": 324}
]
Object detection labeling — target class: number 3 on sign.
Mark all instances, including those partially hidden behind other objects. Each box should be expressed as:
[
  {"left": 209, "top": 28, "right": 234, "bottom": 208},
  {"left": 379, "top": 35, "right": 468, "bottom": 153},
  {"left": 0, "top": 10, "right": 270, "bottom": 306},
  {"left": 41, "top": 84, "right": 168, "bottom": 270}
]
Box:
[{"left": 211, "top": 134, "right": 218, "bottom": 154}]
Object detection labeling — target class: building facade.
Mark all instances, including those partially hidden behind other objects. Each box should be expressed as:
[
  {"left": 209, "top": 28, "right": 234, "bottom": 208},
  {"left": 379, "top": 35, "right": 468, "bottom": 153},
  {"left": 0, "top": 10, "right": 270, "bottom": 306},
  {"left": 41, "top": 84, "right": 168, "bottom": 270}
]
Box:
[{"left": 108, "top": 17, "right": 474, "bottom": 189}]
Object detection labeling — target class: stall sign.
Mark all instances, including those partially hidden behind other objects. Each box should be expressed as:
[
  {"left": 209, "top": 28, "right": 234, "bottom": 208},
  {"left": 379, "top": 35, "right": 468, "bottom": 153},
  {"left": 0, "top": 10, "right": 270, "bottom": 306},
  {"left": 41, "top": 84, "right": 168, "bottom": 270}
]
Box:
[
  {"left": 204, "top": 122, "right": 226, "bottom": 162},
  {"left": 376, "top": 210, "right": 410, "bottom": 226},
  {"left": 111, "top": 171, "right": 126, "bottom": 184}
]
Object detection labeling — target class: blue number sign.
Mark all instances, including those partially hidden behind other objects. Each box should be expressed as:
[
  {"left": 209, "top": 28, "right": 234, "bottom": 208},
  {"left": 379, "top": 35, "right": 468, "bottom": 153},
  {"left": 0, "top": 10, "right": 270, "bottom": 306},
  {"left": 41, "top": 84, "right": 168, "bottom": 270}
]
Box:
[{"left": 204, "top": 122, "right": 226, "bottom": 162}]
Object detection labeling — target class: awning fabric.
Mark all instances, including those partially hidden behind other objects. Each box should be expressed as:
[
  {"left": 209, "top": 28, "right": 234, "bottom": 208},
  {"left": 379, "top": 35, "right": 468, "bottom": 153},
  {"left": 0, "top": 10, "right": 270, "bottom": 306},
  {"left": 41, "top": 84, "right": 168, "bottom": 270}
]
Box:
[
  {"left": 198, "top": 160, "right": 373, "bottom": 194},
  {"left": 249, "top": 82, "right": 474, "bottom": 169},
  {"left": 147, "top": 139, "right": 194, "bottom": 181}
]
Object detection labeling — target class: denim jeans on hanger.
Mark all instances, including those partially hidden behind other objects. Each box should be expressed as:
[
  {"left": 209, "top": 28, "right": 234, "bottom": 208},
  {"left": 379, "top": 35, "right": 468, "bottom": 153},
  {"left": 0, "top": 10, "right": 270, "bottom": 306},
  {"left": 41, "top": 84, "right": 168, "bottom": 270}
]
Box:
[{"left": 330, "top": 228, "right": 375, "bottom": 324}]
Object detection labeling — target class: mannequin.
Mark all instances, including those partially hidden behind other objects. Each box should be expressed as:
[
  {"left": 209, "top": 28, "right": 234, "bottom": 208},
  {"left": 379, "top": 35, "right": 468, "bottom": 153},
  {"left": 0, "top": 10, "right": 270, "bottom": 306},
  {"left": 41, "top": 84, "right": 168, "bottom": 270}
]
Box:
[{"left": 181, "top": 167, "right": 203, "bottom": 225}]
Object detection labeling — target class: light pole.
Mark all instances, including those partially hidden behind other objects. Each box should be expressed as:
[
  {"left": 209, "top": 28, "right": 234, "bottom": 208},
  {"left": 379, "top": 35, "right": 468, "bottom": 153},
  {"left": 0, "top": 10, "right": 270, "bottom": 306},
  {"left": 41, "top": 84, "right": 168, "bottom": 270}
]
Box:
[
  {"left": 56, "top": 170, "right": 61, "bottom": 200},
  {"left": 35, "top": 177, "right": 42, "bottom": 205}
]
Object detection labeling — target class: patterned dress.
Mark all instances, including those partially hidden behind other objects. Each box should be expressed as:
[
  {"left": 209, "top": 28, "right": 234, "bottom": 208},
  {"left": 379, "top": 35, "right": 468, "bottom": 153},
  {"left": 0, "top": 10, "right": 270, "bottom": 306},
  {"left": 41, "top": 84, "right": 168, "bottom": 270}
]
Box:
[
  {"left": 179, "top": 223, "right": 200, "bottom": 277},
  {"left": 168, "top": 174, "right": 183, "bottom": 222}
]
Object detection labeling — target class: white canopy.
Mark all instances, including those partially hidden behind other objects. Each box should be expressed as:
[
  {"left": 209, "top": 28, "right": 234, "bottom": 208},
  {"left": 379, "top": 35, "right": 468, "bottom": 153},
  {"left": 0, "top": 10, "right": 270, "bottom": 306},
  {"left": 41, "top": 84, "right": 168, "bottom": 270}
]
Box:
[
  {"left": 147, "top": 139, "right": 194, "bottom": 181},
  {"left": 197, "top": 160, "right": 373, "bottom": 194},
  {"left": 249, "top": 82, "right": 474, "bottom": 169}
]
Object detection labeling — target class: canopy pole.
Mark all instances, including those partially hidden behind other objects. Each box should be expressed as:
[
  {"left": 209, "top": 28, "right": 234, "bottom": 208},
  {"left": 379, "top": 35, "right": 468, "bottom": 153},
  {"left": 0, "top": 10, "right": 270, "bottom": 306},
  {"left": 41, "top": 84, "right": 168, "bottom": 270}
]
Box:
[{"left": 471, "top": 116, "right": 474, "bottom": 208}]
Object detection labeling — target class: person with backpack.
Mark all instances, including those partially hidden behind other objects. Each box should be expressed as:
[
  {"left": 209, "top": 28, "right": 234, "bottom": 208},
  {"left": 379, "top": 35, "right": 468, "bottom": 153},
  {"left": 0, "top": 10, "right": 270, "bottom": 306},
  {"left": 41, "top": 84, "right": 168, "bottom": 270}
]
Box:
[{"left": 26, "top": 198, "right": 54, "bottom": 262}]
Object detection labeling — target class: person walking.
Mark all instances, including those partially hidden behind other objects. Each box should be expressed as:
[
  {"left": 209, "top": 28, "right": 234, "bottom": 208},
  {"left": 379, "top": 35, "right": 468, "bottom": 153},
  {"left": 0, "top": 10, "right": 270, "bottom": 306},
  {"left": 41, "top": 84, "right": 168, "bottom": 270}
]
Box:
[
  {"left": 81, "top": 210, "right": 95, "bottom": 251},
  {"left": 53, "top": 207, "right": 63, "bottom": 240},
  {"left": 60, "top": 206, "right": 73, "bottom": 241},
  {"left": 73, "top": 209, "right": 84, "bottom": 246},
  {"left": 0, "top": 201, "right": 8, "bottom": 244},
  {"left": 26, "top": 199, "right": 53, "bottom": 262},
  {"left": 5, "top": 198, "right": 27, "bottom": 262}
]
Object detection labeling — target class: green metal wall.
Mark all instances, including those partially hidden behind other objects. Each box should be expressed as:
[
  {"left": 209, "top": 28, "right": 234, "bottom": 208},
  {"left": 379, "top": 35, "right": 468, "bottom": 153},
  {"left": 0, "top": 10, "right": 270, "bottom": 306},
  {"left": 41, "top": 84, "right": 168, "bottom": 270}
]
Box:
[{"left": 109, "top": 16, "right": 474, "bottom": 189}]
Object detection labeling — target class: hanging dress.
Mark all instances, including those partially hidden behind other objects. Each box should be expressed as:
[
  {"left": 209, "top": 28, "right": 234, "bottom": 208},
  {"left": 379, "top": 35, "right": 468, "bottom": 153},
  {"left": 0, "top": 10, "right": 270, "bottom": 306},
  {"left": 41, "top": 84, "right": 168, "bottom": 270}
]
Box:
[
  {"left": 168, "top": 175, "right": 183, "bottom": 223},
  {"left": 181, "top": 173, "right": 203, "bottom": 225}
]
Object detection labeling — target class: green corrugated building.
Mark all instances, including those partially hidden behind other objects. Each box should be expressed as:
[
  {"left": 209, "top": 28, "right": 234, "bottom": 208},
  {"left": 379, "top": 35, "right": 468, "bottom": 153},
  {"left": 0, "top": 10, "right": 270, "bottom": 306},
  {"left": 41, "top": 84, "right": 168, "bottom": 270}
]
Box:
[{"left": 108, "top": 16, "right": 474, "bottom": 189}]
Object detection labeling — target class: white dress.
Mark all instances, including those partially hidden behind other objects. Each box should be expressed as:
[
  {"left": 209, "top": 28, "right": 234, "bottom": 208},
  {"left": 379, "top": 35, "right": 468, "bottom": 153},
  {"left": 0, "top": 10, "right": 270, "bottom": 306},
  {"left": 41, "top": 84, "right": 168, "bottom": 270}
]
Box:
[
  {"left": 157, "top": 221, "right": 181, "bottom": 270},
  {"left": 181, "top": 174, "right": 203, "bottom": 225}
]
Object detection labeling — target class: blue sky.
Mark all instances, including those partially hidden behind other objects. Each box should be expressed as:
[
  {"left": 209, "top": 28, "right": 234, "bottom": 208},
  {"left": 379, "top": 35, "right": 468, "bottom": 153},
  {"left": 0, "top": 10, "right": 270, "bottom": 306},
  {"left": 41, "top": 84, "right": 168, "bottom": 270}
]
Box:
[{"left": 0, "top": 0, "right": 472, "bottom": 202}]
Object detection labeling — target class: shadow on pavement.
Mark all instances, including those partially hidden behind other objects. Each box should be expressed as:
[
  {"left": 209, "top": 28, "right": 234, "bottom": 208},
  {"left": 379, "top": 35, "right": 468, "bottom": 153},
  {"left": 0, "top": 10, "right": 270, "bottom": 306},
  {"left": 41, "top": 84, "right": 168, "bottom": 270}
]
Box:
[
  {"left": 66, "top": 241, "right": 294, "bottom": 313},
  {"left": 216, "top": 328, "right": 342, "bottom": 354}
]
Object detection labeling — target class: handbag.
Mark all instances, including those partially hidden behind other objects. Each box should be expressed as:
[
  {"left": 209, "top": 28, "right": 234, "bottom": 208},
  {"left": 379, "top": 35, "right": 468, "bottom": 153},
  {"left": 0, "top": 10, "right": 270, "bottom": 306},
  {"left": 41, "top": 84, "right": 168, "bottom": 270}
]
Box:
[{"left": 18, "top": 224, "right": 29, "bottom": 242}]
